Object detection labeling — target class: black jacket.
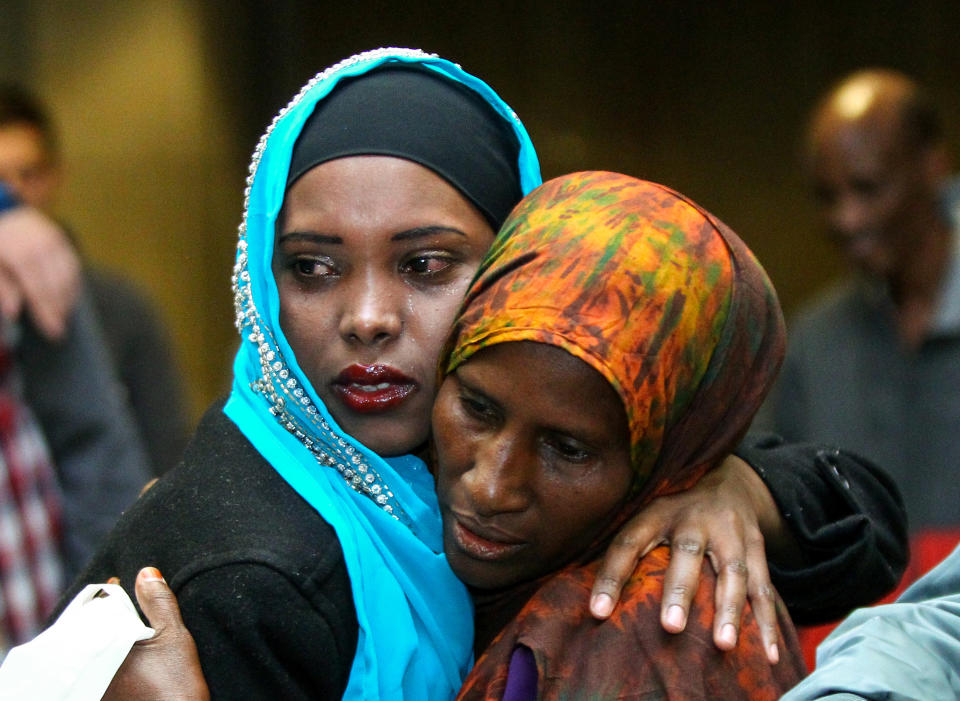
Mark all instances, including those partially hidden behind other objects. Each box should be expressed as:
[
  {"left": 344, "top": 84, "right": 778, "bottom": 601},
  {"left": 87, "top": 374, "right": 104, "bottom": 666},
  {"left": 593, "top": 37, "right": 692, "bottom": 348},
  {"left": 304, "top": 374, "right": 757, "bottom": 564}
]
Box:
[
  {"left": 56, "top": 400, "right": 358, "bottom": 700},
  {"left": 738, "top": 431, "right": 908, "bottom": 624}
]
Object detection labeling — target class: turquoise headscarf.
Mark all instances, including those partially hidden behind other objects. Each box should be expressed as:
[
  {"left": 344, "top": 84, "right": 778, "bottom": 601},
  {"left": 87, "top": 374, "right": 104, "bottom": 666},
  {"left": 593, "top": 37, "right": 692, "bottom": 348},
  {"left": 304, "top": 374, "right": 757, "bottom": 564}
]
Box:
[{"left": 224, "top": 48, "right": 541, "bottom": 700}]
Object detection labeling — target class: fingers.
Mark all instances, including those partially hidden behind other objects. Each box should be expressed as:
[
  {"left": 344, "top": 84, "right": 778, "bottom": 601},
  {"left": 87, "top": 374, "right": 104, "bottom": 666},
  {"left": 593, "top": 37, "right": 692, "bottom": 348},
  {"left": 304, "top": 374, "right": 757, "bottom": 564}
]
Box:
[
  {"left": 659, "top": 535, "right": 706, "bottom": 633},
  {"left": 591, "top": 510, "right": 664, "bottom": 619},
  {"left": 709, "top": 525, "right": 782, "bottom": 664},
  {"left": 0, "top": 266, "right": 24, "bottom": 322},
  {"left": 102, "top": 567, "right": 211, "bottom": 701},
  {"left": 0, "top": 207, "right": 81, "bottom": 340},
  {"left": 697, "top": 505, "right": 750, "bottom": 651},
  {"left": 22, "top": 287, "right": 68, "bottom": 340},
  {"left": 744, "top": 546, "right": 780, "bottom": 664},
  {"left": 134, "top": 567, "right": 185, "bottom": 633},
  {"left": 711, "top": 554, "right": 748, "bottom": 650},
  {"left": 19, "top": 240, "right": 81, "bottom": 340}
]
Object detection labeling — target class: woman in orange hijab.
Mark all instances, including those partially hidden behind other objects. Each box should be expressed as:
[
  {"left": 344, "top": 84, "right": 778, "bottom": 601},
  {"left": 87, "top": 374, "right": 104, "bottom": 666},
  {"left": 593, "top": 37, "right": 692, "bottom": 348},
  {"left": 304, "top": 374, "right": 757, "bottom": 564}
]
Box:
[{"left": 436, "top": 171, "right": 805, "bottom": 699}]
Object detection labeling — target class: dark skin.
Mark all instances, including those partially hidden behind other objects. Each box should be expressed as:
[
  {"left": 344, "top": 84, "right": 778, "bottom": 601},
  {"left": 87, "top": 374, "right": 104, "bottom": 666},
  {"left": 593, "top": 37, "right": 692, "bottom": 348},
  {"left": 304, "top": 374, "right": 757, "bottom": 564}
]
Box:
[
  {"left": 433, "top": 342, "right": 787, "bottom": 660},
  {"left": 596, "top": 453, "right": 791, "bottom": 658},
  {"left": 81, "top": 74, "right": 944, "bottom": 700},
  {"left": 271, "top": 155, "right": 792, "bottom": 656},
  {"left": 807, "top": 69, "right": 953, "bottom": 349},
  {"left": 102, "top": 569, "right": 209, "bottom": 701},
  {"left": 434, "top": 343, "right": 636, "bottom": 597},
  {"left": 103, "top": 467, "right": 790, "bottom": 699}
]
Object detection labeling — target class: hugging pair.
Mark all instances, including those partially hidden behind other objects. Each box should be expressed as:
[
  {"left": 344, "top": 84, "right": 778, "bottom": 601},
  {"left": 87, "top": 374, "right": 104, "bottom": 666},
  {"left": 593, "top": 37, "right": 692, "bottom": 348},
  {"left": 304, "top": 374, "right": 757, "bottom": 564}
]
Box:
[{"left": 63, "top": 49, "right": 902, "bottom": 700}]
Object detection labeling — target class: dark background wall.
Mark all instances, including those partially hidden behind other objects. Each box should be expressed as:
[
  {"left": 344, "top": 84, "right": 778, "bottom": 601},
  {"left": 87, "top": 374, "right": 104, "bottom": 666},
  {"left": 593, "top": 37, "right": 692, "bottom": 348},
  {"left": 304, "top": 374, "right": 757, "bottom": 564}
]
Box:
[{"left": 3, "top": 1, "right": 960, "bottom": 416}]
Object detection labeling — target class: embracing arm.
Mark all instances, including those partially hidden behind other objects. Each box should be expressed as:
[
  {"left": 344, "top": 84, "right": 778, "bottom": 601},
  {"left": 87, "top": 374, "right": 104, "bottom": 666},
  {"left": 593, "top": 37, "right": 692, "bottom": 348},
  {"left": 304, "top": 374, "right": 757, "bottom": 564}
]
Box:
[
  {"left": 737, "top": 432, "right": 908, "bottom": 624},
  {"left": 589, "top": 433, "right": 907, "bottom": 661}
]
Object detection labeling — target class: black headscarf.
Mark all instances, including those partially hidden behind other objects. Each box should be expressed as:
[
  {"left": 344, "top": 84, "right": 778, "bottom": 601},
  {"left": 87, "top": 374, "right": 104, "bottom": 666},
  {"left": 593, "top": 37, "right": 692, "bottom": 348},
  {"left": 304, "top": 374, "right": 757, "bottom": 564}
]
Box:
[{"left": 287, "top": 65, "right": 522, "bottom": 229}]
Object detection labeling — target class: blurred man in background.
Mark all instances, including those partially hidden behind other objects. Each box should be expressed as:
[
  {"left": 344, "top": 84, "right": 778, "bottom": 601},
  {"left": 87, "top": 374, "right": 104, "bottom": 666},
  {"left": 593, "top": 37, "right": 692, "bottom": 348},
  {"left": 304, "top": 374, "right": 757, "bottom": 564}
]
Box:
[
  {"left": 0, "top": 83, "right": 190, "bottom": 649},
  {"left": 0, "top": 182, "right": 151, "bottom": 651},
  {"left": 763, "top": 68, "right": 960, "bottom": 615},
  {"left": 0, "top": 84, "right": 190, "bottom": 477},
  {"left": 758, "top": 67, "right": 960, "bottom": 667}
]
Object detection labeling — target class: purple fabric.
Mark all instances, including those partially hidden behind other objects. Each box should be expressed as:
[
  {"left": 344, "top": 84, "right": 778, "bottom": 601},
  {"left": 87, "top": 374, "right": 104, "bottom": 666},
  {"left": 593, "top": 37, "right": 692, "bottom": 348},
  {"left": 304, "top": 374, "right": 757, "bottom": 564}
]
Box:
[{"left": 501, "top": 645, "right": 538, "bottom": 701}]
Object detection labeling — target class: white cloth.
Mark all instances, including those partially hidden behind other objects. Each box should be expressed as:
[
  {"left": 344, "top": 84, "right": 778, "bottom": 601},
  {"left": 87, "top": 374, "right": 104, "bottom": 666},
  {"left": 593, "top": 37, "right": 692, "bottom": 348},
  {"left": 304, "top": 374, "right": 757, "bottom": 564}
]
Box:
[{"left": 0, "top": 584, "right": 153, "bottom": 701}]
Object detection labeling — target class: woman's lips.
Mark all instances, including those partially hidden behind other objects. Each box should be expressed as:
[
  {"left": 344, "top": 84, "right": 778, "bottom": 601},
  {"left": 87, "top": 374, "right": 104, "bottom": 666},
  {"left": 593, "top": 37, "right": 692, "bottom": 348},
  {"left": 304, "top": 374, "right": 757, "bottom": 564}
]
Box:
[
  {"left": 332, "top": 364, "right": 417, "bottom": 413},
  {"left": 451, "top": 517, "right": 526, "bottom": 561}
]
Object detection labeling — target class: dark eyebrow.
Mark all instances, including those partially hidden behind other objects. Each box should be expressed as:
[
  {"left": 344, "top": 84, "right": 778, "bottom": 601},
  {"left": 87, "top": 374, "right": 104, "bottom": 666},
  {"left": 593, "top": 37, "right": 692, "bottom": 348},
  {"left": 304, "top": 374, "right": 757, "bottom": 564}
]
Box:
[
  {"left": 277, "top": 231, "right": 342, "bottom": 245},
  {"left": 276, "top": 226, "right": 467, "bottom": 246},
  {"left": 454, "top": 371, "right": 503, "bottom": 410},
  {"left": 391, "top": 226, "right": 467, "bottom": 242}
]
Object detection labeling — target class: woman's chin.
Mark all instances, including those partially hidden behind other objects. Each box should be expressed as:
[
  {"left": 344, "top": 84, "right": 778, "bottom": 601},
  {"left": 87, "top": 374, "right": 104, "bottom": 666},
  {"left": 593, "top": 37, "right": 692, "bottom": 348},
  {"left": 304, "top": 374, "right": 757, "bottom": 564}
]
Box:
[
  {"left": 445, "top": 538, "right": 535, "bottom": 592},
  {"left": 330, "top": 413, "right": 430, "bottom": 458}
]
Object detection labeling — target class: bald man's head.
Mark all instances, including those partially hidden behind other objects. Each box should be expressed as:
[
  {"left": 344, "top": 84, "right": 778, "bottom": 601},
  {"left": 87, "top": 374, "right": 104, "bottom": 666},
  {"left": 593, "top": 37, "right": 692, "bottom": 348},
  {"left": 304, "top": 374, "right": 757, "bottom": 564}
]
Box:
[
  {"left": 806, "top": 69, "right": 951, "bottom": 279},
  {"left": 810, "top": 69, "right": 942, "bottom": 155}
]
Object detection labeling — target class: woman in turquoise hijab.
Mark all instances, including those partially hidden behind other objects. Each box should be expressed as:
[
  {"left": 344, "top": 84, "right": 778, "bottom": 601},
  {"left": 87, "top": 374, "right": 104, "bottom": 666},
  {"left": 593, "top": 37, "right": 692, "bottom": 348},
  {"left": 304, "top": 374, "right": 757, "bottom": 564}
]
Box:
[
  {"left": 224, "top": 48, "right": 540, "bottom": 698},
  {"left": 57, "top": 47, "right": 540, "bottom": 700},
  {"left": 222, "top": 49, "right": 538, "bottom": 697}
]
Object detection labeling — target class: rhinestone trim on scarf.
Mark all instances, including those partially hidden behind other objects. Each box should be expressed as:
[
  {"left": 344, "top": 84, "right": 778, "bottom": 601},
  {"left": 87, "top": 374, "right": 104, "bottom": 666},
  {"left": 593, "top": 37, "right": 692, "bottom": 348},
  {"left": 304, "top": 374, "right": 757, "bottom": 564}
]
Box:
[{"left": 231, "top": 48, "right": 442, "bottom": 524}]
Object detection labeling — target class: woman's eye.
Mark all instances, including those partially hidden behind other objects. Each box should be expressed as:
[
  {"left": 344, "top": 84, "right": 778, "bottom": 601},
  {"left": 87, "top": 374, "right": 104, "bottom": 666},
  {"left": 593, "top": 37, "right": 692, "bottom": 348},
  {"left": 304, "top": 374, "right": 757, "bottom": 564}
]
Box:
[
  {"left": 544, "top": 436, "right": 592, "bottom": 464},
  {"left": 293, "top": 257, "right": 335, "bottom": 277},
  {"left": 459, "top": 393, "right": 496, "bottom": 422},
  {"left": 403, "top": 254, "right": 453, "bottom": 276}
]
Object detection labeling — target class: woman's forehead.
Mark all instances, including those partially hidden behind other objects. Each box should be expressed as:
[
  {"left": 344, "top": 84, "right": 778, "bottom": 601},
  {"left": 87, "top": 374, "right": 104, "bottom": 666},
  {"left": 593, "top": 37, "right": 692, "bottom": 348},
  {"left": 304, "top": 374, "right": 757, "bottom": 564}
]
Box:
[{"left": 277, "top": 155, "right": 495, "bottom": 240}]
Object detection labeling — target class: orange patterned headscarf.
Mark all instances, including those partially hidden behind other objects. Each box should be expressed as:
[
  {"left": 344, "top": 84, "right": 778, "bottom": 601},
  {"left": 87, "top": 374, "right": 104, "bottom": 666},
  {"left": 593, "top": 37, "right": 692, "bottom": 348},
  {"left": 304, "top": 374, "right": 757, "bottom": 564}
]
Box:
[
  {"left": 448, "top": 173, "right": 800, "bottom": 700},
  {"left": 444, "top": 171, "right": 785, "bottom": 502}
]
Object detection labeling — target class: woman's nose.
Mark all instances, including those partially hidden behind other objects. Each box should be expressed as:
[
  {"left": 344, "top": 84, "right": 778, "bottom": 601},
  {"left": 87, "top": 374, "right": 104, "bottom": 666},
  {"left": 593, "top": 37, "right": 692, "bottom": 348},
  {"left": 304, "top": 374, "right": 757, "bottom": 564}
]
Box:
[
  {"left": 338, "top": 273, "right": 402, "bottom": 347},
  {"left": 462, "top": 433, "right": 532, "bottom": 517}
]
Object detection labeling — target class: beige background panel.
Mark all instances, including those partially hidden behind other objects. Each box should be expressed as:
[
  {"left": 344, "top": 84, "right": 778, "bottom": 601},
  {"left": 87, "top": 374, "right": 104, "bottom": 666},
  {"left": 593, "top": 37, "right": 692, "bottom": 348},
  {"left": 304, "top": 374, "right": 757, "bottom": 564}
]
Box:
[{"left": 19, "top": 0, "right": 241, "bottom": 417}]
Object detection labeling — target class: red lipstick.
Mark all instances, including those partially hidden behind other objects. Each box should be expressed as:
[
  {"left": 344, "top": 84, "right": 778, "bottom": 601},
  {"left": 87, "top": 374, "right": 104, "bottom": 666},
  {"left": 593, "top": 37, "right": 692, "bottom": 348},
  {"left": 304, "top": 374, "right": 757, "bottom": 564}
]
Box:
[{"left": 332, "top": 364, "right": 417, "bottom": 413}]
